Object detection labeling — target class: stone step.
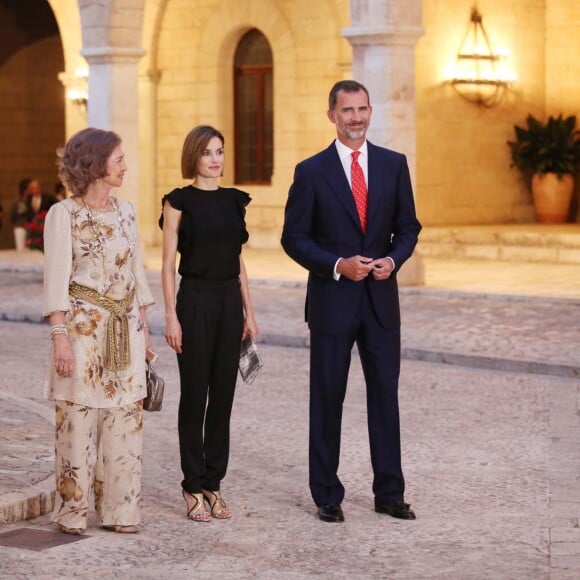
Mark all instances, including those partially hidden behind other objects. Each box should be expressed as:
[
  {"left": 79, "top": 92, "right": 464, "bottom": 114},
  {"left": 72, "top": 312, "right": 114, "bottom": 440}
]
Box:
[{"left": 418, "top": 225, "right": 580, "bottom": 264}]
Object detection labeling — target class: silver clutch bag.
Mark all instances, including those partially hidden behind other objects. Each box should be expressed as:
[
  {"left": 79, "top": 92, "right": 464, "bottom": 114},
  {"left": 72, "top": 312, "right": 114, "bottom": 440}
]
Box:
[
  {"left": 239, "top": 336, "right": 263, "bottom": 384},
  {"left": 143, "top": 360, "right": 165, "bottom": 411}
]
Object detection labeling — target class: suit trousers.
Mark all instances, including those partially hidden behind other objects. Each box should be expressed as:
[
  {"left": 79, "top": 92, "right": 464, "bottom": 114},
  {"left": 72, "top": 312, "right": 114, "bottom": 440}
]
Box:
[
  {"left": 52, "top": 400, "right": 143, "bottom": 530},
  {"left": 176, "top": 277, "right": 243, "bottom": 494},
  {"left": 309, "top": 284, "right": 405, "bottom": 507}
]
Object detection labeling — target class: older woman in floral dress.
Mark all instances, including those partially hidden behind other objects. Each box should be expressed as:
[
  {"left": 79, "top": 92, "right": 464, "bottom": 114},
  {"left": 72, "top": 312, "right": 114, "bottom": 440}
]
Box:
[{"left": 43, "top": 127, "right": 155, "bottom": 535}]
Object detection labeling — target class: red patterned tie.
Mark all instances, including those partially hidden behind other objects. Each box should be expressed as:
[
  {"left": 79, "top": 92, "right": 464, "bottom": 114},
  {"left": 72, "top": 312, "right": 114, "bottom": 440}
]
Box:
[{"left": 351, "top": 150, "right": 368, "bottom": 232}]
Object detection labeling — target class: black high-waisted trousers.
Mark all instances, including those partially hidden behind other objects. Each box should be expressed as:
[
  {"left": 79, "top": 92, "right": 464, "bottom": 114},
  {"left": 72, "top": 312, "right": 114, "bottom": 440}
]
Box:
[{"left": 175, "top": 277, "right": 243, "bottom": 493}]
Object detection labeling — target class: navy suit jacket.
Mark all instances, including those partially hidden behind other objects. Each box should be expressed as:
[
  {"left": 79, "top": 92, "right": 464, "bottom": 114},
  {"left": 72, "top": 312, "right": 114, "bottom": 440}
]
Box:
[{"left": 281, "top": 141, "right": 421, "bottom": 334}]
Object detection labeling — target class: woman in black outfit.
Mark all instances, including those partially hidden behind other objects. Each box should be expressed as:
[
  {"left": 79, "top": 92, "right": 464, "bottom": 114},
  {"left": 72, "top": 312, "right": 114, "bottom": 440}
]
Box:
[{"left": 160, "top": 125, "right": 258, "bottom": 522}]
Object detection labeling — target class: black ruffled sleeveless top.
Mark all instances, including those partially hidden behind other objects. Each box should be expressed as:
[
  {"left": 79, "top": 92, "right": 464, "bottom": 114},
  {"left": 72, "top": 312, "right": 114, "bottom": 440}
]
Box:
[{"left": 160, "top": 185, "right": 250, "bottom": 280}]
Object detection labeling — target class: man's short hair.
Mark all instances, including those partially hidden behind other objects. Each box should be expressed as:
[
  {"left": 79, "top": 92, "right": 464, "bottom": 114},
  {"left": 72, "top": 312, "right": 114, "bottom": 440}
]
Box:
[
  {"left": 19, "top": 178, "right": 32, "bottom": 195},
  {"left": 328, "top": 80, "right": 370, "bottom": 110}
]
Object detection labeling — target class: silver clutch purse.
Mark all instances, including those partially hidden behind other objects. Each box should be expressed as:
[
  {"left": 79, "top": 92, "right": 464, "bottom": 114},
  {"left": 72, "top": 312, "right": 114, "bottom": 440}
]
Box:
[
  {"left": 143, "top": 360, "right": 165, "bottom": 411},
  {"left": 239, "top": 336, "right": 263, "bottom": 384}
]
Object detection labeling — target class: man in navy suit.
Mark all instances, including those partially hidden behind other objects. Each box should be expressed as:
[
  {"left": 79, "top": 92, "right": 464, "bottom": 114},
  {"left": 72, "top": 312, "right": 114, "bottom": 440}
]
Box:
[
  {"left": 23, "top": 179, "right": 57, "bottom": 222},
  {"left": 281, "top": 80, "right": 421, "bottom": 523}
]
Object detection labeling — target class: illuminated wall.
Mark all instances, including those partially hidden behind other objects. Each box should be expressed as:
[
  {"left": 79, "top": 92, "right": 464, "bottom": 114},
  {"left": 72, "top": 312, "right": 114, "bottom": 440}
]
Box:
[{"left": 416, "top": 0, "right": 578, "bottom": 225}]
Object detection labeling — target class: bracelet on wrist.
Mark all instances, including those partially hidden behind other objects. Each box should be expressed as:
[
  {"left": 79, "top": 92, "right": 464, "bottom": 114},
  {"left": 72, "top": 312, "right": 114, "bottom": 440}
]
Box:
[
  {"left": 51, "top": 329, "right": 68, "bottom": 337},
  {"left": 50, "top": 324, "right": 68, "bottom": 336}
]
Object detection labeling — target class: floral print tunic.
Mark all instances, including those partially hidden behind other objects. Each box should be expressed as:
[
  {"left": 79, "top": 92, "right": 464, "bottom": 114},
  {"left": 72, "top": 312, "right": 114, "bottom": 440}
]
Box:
[{"left": 43, "top": 197, "right": 154, "bottom": 408}]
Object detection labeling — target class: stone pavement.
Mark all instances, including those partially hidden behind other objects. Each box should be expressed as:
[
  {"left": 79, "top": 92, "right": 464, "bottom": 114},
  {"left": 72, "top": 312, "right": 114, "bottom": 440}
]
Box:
[{"left": 0, "top": 250, "right": 579, "bottom": 578}]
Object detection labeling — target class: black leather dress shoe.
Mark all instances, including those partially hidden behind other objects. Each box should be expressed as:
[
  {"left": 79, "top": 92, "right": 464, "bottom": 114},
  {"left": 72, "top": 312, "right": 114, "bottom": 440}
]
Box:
[
  {"left": 375, "top": 500, "right": 416, "bottom": 520},
  {"left": 317, "top": 503, "right": 345, "bottom": 523}
]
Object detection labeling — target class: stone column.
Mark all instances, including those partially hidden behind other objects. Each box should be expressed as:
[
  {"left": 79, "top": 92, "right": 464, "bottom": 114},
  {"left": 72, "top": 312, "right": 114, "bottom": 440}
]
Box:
[
  {"left": 138, "top": 68, "right": 162, "bottom": 247},
  {"left": 343, "top": 0, "right": 425, "bottom": 285},
  {"left": 81, "top": 47, "right": 145, "bottom": 212}
]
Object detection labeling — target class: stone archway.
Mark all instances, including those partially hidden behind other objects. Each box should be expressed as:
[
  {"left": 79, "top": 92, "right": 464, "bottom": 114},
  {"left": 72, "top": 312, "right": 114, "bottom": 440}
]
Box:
[{"left": 0, "top": 0, "right": 65, "bottom": 249}]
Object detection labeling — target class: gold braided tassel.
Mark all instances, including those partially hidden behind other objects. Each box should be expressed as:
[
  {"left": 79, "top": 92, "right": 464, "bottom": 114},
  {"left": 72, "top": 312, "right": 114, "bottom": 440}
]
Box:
[{"left": 69, "top": 283, "right": 135, "bottom": 372}]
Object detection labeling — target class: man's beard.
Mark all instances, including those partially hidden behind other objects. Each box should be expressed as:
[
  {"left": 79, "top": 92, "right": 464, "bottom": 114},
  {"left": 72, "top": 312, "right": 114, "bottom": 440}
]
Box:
[{"left": 343, "top": 124, "right": 367, "bottom": 140}]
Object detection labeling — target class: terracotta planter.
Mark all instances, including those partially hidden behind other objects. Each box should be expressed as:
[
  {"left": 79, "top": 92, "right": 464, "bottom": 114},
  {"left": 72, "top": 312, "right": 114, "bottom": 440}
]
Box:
[{"left": 531, "top": 172, "right": 574, "bottom": 223}]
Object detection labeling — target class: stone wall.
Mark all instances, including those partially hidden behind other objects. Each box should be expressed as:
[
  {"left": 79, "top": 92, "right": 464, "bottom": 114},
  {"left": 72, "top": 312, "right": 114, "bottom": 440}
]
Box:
[
  {"left": 1, "top": 0, "right": 578, "bottom": 252},
  {"left": 0, "top": 36, "right": 65, "bottom": 249},
  {"left": 151, "top": 0, "right": 580, "bottom": 241},
  {"left": 153, "top": 0, "right": 351, "bottom": 247},
  {"left": 545, "top": 0, "right": 580, "bottom": 220},
  {"left": 415, "top": 0, "right": 547, "bottom": 226}
]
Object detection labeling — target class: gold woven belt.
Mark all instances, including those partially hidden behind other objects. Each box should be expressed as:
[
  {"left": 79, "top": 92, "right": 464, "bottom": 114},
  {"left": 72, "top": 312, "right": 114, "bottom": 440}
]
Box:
[{"left": 69, "top": 282, "right": 135, "bottom": 372}]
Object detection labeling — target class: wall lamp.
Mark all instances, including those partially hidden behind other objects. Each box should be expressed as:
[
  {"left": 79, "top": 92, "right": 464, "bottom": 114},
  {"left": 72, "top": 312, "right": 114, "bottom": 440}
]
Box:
[
  {"left": 65, "top": 69, "right": 89, "bottom": 110},
  {"left": 66, "top": 88, "right": 88, "bottom": 108},
  {"left": 445, "top": 5, "right": 515, "bottom": 107}
]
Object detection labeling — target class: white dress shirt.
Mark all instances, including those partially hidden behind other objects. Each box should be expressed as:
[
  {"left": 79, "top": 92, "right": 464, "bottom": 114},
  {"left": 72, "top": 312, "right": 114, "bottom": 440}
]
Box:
[
  {"left": 331, "top": 139, "right": 395, "bottom": 280},
  {"left": 334, "top": 138, "right": 368, "bottom": 188}
]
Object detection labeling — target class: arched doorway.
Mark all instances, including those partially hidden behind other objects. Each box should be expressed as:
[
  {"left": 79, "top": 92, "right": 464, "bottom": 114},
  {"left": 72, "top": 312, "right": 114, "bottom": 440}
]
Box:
[
  {"left": 233, "top": 29, "right": 274, "bottom": 185},
  {"left": 0, "top": 0, "right": 64, "bottom": 249}
]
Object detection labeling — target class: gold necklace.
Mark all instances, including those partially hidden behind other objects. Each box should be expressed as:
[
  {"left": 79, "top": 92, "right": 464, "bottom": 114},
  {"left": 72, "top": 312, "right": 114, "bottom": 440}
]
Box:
[
  {"left": 83, "top": 196, "right": 112, "bottom": 211},
  {"left": 82, "top": 197, "right": 135, "bottom": 285}
]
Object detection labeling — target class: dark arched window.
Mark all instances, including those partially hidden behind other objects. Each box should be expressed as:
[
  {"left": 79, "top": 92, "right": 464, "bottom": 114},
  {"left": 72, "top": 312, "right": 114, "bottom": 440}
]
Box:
[{"left": 234, "top": 29, "right": 273, "bottom": 184}]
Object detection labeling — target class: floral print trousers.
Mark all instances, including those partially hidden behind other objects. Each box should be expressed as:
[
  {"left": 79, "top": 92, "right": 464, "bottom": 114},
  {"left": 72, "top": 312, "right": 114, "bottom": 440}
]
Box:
[{"left": 52, "top": 400, "right": 143, "bottom": 530}]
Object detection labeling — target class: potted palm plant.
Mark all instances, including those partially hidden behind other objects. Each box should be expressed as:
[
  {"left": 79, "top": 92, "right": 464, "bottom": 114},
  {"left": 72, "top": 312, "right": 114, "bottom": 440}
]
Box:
[{"left": 507, "top": 114, "right": 580, "bottom": 223}]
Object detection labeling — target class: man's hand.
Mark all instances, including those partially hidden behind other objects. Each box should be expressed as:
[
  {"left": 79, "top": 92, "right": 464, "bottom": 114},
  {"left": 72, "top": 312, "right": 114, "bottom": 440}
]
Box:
[
  {"left": 369, "top": 257, "right": 395, "bottom": 280},
  {"left": 336, "top": 255, "right": 374, "bottom": 281}
]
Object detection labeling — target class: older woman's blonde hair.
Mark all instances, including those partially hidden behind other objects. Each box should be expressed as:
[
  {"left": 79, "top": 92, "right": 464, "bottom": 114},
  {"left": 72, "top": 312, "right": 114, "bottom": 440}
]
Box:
[
  {"left": 181, "top": 125, "right": 224, "bottom": 179},
  {"left": 56, "top": 128, "right": 121, "bottom": 196}
]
